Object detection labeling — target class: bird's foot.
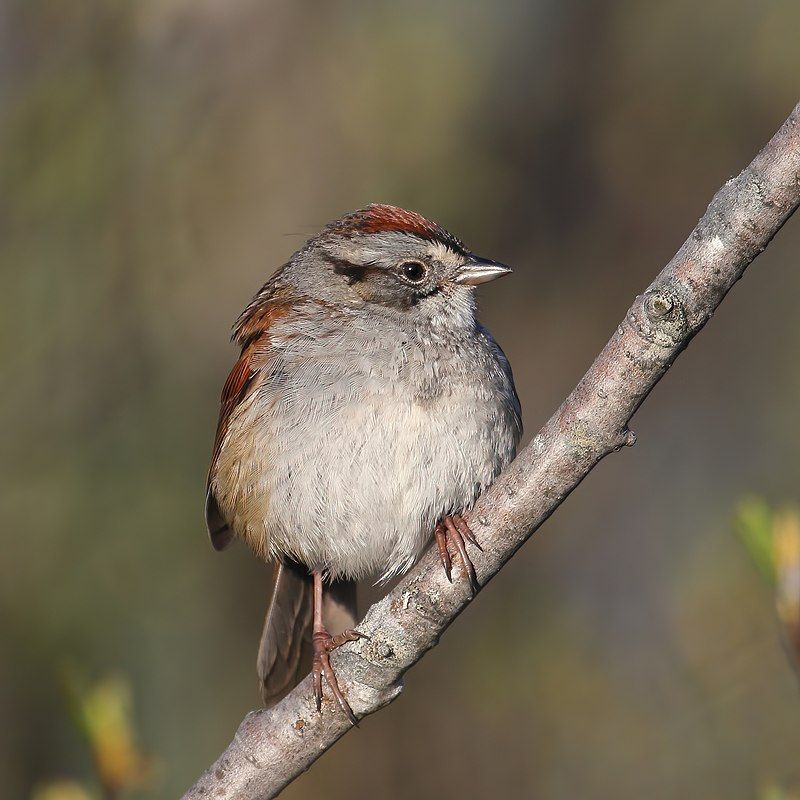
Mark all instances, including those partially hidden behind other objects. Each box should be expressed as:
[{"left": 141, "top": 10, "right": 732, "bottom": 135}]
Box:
[
  {"left": 434, "top": 514, "right": 483, "bottom": 597},
  {"left": 312, "top": 627, "right": 367, "bottom": 725}
]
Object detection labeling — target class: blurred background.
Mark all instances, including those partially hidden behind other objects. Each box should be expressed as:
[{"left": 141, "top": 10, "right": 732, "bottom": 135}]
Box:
[{"left": 3, "top": 1, "right": 800, "bottom": 798}]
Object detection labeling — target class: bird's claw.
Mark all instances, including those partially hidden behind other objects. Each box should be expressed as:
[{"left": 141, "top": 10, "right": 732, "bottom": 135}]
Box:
[
  {"left": 435, "top": 514, "right": 481, "bottom": 596},
  {"left": 311, "top": 628, "right": 362, "bottom": 725}
]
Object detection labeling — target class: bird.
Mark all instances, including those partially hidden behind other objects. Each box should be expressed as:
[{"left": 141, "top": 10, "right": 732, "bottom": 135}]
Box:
[{"left": 205, "top": 204, "right": 522, "bottom": 723}]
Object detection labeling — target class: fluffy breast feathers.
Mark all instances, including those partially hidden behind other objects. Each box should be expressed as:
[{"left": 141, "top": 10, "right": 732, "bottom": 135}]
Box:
[{"left": 205, "top": 280, "right": 522, "bottom": 579}]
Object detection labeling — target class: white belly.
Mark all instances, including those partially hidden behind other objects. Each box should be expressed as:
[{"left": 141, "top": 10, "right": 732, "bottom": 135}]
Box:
[
  {"left": 222, "top": 376, "right": 517, "bottom": 581},
  {"left": 212, "top": 310, "right": 521, "bottom": 581},
  {"left": 267, "top": 382, "right": 515, "bottom": 577}
]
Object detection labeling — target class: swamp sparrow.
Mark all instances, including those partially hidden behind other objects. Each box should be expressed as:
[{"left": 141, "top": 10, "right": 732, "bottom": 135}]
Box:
[{"left": 206, "top": 204, "right": 521, "bottom": 722}]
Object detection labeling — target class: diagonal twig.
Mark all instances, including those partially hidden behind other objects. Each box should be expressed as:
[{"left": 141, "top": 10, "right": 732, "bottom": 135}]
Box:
[{"left": 183, "top": 101, "right": 800, "bottom": 800}]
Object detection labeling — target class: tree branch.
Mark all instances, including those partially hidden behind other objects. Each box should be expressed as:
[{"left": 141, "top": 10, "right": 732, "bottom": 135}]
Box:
[{"left": 184, "top": 101, "right": 800, "bottom": 800}]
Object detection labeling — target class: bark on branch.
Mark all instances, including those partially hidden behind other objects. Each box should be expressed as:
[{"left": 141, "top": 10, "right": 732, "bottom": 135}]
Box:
[{"left": 184, "top": 101, "right": 800, "bottom": 800}]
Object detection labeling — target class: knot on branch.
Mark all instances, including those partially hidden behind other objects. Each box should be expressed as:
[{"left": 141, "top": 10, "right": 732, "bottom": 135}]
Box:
[{"left": 628, "top": 287, "right": 687, "bottom": 348}]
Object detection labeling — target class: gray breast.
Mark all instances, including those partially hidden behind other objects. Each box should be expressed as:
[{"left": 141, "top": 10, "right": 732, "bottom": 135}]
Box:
[{"left": 248, "top": 306, "right": 521, "bottom": 581}]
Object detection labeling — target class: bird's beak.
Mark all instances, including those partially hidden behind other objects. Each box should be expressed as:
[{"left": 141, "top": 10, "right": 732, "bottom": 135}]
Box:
[{"left": 454, "top": 255, "right": 513, "bottom": 286}]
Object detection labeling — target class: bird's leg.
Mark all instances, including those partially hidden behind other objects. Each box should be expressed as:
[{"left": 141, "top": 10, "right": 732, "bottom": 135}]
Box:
[
  {"left": 434, "top": 514, "right": 483, "bottom": 597},
  {"left": 311, "top": 570, "right": 366, "bottom": 725}
]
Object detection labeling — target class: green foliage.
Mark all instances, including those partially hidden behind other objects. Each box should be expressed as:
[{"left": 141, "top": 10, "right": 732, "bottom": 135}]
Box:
[
  {"left": 734, "top": 497, "right": 800, "bottom": 667},
  {"left": 33, "top": 670, "right": 152, "bottom": 800},
  {"left": 735, "top": 496, "right": 777, "bottom": 585},
  {"left": 31, "top": 782, "right": 94, "bottom": 800},
  {"left": 760, "top": 785, "right": 800, "bottom": 800}
]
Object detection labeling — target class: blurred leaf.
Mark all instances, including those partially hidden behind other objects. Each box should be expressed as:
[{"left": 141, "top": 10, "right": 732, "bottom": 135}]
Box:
[
  {"left": 31, "top": 780, "right": 95, "bottom": 800},
  {"left": 773, "top": 508, "right": 800, "bottom": 633},
  {"left": 734, "top": 496, "right": 776, "bottom": 584},
  {"left": 62, "top": 668, "right": 153, "bottom": 798},
  {"left": 760, "top": 785, "right": 800, "bottom": 800},
  {"left": 734, "top": 499, "right": 800, "bottom": 668}
]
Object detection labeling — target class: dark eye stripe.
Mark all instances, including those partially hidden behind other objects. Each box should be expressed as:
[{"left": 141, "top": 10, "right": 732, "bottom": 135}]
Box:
[{"left": 326, "top": 256, "right": 376, "bottom": 283}]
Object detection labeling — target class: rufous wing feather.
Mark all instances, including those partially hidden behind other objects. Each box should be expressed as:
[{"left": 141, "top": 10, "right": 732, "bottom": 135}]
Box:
[
  {"left": 204, "top": 345, "right": 261, "bottom": 550},
  {"left": 205, "top": 285, "right": 294, "bottom": 551}
]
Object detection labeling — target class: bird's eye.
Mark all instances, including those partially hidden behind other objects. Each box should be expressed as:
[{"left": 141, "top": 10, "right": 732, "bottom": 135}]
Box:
[{"left": 399, "top": 261, "right": 427, "bottom": 283}]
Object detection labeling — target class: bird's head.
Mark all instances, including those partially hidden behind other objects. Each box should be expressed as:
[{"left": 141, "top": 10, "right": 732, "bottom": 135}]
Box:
[{"left": 281, "top": 204, "right": 512, "bottom": 331}]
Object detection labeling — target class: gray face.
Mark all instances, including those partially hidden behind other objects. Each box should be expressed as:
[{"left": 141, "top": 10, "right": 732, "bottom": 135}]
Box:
[
  {"left": 282, "top": 231, "right": 511, "bottom": 331},
  {"left": 323, "top": 232, "right": 467, "bottom": 310}
]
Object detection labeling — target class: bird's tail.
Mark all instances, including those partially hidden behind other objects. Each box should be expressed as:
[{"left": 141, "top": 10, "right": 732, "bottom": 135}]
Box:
[{"left": 257, "top": 562, "right": 357, "bottom": 706}]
